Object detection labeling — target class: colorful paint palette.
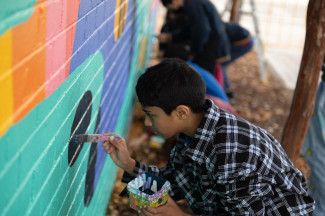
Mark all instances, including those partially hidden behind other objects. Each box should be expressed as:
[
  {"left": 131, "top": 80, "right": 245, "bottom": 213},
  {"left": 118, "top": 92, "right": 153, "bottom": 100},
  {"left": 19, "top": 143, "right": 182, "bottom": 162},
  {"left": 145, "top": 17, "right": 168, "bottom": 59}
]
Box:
[{"left": 127, "top": 173, "right": 171, "bottom": 210}]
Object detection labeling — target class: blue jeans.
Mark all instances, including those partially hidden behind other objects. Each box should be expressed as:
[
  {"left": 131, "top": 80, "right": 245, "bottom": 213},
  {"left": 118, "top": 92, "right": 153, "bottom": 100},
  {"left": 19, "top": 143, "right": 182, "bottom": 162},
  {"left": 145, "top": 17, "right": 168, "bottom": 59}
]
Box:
[
  {"left": 301, "top": 81, "right": 325, "bottom": 215},
  {"left": 187, "top": 61, "right": 229, "bottom": 102}
]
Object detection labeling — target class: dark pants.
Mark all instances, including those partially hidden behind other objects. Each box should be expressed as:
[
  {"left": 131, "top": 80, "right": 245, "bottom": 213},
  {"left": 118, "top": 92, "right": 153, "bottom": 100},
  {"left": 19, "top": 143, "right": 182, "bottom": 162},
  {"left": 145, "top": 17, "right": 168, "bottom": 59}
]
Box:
[{"left": 193, "top": 38, "right": 254, "bottom": 92}]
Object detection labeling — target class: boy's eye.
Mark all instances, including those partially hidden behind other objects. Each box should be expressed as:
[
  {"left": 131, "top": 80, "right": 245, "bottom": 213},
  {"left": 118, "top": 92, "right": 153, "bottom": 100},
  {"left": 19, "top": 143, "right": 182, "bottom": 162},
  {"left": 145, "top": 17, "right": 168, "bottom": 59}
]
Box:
[{"left": 146, "top": 113, "right": 155, "bottom": 120}]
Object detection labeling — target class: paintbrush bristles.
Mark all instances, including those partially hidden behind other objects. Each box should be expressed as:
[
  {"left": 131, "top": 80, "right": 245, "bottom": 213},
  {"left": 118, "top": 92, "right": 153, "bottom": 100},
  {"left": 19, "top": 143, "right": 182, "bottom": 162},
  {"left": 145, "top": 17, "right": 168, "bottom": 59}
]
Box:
[{"left": 71, "top": 134, "right": 121, "bottom": 143}]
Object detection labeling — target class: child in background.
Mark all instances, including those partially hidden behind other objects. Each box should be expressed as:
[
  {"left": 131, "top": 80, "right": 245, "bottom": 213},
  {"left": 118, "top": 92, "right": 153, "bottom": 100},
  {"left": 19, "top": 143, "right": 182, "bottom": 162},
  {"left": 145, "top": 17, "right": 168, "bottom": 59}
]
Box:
[
  {"left": 159, "top": 0, "right": 253, "bottom": 97},
  {"left": 103, "top": 59, "right": 314, "bottom": 215},
  {"left": 301, "top": 58, "right": 325, "bottom": 215}
]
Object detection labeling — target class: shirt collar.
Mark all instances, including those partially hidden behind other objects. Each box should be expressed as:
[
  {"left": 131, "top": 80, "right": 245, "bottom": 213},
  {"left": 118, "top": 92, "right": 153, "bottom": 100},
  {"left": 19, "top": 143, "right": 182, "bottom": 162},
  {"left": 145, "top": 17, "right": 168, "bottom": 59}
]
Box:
[{"left": 183, "top": 99, "right": 221, "bottom": 164}]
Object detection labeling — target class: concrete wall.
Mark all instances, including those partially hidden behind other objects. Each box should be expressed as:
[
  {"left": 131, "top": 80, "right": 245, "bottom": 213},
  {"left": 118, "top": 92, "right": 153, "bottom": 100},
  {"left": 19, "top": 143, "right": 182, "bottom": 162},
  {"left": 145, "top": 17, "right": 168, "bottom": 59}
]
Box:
[{"left": 0, "top": 0, "right": 159, "bottom": 215}]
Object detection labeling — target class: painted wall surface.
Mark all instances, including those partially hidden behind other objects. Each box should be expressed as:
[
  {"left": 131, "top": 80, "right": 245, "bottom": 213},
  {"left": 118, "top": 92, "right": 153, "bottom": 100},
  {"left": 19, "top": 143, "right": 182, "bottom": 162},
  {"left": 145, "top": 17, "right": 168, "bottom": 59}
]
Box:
[{"left": 0, "top": 0, "right": 159, "bottom": 215}]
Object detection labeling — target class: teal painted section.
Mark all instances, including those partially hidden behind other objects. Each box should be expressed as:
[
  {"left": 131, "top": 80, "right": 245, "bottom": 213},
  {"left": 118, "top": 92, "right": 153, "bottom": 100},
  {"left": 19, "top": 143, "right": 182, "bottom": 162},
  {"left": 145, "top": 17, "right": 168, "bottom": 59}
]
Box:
[
  {"left": 0, "top": 0, "right": 35, "bottom": 34},
  {"left": 78, "top": 161, "right": 117, "bottom": 216},
  {"left": 0, "top": 0, "right": 159, "bottom": 215},
  {"left": 0, "top": 52, "right": 105, "bottom": 215}
]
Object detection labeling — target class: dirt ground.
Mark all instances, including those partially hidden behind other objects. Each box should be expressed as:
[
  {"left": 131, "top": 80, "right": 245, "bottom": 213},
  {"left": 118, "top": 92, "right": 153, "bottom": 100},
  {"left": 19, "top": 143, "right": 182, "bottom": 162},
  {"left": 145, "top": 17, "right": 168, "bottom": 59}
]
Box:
[{"left": 106, "top": 51, "right": 309, "bottom": 215}]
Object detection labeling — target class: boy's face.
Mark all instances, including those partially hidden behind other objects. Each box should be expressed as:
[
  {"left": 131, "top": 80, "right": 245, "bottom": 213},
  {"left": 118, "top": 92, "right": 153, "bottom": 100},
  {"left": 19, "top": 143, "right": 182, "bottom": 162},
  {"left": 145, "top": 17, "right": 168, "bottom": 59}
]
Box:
[{"left": 142, "top": 106, "right": 181, "bottom": 138}]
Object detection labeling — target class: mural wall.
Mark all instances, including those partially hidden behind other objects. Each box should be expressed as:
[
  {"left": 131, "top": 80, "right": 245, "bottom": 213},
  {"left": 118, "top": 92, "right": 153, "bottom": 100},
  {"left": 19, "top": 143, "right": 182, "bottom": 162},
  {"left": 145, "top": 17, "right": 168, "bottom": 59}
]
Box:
[{"left": 0, "top": 0, "right": 159, "bottom": 215}]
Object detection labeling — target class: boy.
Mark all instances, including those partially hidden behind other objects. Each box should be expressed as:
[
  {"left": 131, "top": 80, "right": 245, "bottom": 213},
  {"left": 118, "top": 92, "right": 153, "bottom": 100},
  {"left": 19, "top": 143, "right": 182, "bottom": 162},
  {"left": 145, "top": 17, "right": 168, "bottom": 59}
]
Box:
[{"left": 103, "top": 59, "right": 314, "bottom": 215}]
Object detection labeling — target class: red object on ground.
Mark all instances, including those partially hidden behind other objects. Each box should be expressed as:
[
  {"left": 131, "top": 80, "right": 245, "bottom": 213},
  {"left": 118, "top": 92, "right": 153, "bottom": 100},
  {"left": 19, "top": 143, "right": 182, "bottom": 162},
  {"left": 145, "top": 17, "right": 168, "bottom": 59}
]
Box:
[
  {"left": 214, "top": 64, "right": 224, "bottom": 88},
  {"left": 206, "top": 95, "right": 235, "bottom": 113}
]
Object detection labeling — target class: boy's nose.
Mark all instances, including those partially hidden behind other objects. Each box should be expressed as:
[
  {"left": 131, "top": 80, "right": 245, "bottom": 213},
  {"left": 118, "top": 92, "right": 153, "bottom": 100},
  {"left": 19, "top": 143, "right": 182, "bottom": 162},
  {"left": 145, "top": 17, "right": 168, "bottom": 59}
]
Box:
[{"left": 144, "top": 116, "right": 152, "bottom": 127}]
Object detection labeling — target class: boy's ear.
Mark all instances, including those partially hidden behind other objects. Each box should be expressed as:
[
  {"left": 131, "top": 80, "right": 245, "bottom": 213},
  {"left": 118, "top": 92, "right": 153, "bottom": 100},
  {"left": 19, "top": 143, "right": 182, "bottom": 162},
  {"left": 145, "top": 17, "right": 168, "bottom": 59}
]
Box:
[{"left": 174, "top": 105, "right": 190, "bottom": 120}]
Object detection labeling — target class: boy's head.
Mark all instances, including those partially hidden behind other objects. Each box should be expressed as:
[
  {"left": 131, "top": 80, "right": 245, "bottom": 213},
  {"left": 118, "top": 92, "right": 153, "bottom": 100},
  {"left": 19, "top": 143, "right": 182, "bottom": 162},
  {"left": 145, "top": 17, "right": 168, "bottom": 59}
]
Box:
[
  {"left": 136, "top": 58, "right": 206, "bottom": 137},
  {"left": 161, "top": 0, "right": 184, "bottom": 10}
]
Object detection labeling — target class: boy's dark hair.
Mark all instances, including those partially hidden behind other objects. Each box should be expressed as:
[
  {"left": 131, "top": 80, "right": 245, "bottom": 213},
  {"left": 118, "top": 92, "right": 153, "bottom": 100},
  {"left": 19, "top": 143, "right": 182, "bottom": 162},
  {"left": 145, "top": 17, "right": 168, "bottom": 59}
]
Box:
[
  {"left": 136, "top": 58, "right": 206, "bottom": 114},
  {"left": 161, "top": 0, "right": 172, "bottom": 7}
]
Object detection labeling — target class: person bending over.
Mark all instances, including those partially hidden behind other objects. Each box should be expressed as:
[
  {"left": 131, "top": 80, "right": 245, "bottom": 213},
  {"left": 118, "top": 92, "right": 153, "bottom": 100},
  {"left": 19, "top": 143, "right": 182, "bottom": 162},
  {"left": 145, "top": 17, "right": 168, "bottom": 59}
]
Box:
[{"left": 103, "top": 59, "right": 314, "bottom": 215}]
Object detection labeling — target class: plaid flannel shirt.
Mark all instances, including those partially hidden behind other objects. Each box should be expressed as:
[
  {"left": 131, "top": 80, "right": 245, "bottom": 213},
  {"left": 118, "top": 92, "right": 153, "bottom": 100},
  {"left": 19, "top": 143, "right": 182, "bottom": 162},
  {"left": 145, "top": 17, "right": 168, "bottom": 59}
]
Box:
[{"left": 122, "top": 100, "right": 314, "bottom": 215}]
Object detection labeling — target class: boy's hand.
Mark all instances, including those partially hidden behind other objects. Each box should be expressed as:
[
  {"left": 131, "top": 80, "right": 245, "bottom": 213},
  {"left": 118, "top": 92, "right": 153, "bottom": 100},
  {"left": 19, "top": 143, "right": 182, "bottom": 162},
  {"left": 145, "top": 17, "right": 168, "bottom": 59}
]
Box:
[
  {"left": 141, "top": 196, "right": 190, "bottom": 216},
  {"left": 102, "top": 134, "right": 135, "bottom": 173}
]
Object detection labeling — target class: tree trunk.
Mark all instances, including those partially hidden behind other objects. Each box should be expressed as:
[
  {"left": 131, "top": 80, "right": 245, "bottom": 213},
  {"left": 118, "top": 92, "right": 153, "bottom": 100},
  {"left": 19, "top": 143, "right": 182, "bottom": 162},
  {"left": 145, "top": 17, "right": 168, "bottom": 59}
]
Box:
[
  {"left": 230, "top": 0, "right": 242, "bottom": 23},
  {"left": 281, "top": 0, "right": 325, "bottom": 162}
]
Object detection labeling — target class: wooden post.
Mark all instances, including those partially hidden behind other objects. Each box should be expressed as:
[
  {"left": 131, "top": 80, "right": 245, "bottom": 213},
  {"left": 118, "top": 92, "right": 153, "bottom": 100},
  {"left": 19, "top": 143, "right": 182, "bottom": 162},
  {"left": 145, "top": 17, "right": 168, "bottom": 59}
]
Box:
[
  {"left": 230, "top": 0, "right": 242, "bottom": 23},
  {"left": 281, "top": 0, "right": 325, "bottom": 162}
]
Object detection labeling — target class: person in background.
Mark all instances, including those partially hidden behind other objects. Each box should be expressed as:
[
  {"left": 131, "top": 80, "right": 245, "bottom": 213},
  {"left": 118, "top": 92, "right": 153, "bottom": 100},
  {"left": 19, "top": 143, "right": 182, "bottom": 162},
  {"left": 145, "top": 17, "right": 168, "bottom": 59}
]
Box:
[
  {"left": 157, "top": 10, "right": 234, "bottom": 112},
  {"left": 159, "top": 0, "right": 253, "bottom": 97},
  {"left": 301, "top": 57, "right": 325, "bottom": 215},
  {"left": 158, "top": 9, "right": 190, "bottom": 56}
]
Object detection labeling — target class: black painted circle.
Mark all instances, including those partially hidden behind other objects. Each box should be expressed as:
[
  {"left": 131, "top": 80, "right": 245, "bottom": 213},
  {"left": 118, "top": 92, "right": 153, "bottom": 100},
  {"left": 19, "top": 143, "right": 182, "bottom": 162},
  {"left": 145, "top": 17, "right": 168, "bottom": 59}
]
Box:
[
  {"left": 84, "top": 108, "right": 100, "bottom": 206},
  {"left": 68, "top": 91, "right": 92, "bottom": 166}
]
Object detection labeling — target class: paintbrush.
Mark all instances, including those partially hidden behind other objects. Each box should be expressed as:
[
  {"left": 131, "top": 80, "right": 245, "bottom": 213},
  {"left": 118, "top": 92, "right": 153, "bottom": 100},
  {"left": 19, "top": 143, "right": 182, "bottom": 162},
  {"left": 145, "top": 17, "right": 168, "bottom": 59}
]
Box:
[{"left": 71, "top": 134, "right": 122, "bottom": 143}]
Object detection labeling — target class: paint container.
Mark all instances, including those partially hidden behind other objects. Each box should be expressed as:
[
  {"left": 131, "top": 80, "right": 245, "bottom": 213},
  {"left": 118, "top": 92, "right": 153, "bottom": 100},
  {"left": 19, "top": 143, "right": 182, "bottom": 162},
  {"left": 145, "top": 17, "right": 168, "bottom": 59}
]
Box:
[
  {"left": 149, "top": 135, "right": 165, "bottom": 149},
  {"left": 127, "top": 172, "right": 171, "bottom": 210}
]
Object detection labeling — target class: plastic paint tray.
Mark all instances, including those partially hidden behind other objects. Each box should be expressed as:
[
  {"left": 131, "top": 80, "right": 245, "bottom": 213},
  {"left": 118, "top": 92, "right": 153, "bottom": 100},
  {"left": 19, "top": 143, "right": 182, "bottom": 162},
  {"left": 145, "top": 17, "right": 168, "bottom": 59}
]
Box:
[{"left": 127, "top": 172, "right": 171, "bottom": 210}]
